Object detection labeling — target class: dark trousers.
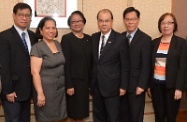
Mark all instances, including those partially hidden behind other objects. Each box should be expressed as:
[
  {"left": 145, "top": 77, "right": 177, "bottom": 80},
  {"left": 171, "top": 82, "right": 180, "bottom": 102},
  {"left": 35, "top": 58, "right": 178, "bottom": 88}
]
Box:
[
  {"left": 92, "top": 84, "right": 120, "bottom": 122},
  {"left": 119, "top": 93, "right": 131, "bottom": 122},
  {"left": 151, "top": 83, "right": 180, "bottom": 122},
  {"left": 128, "top": 92, "right": 145, "bottom": 122},
  {"left": 1, "top": 99, "right": 31, "bottom": 122}
]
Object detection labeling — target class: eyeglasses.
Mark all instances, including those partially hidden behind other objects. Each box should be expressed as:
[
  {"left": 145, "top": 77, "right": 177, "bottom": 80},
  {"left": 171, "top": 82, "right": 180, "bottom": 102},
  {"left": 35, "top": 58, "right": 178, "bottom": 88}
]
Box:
[
  {"left": 98, "top": 19, "right": 112, "bottom": 23},
  {"left": 17, "top": 13, "right": 31, "bottom": 18},
  {"left": 124, "top": 18, "right": 138, "bottom": 22},
  {"left": 161, "top": 21, "right": 174, "bottom": 26},
  {"left": 71, "top": 20, "right": 83, "bottom": 24}
]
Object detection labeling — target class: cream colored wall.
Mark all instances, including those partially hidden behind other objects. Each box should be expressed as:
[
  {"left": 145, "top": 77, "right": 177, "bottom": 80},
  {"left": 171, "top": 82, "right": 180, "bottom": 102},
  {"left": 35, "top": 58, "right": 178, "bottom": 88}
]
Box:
[
  {"left": 82, "top": 0, "right": 127, "bottom": 34},
  {"left": 0, "top": 0, "right": 172, "bottom": 40},
  {"left": 133, "top": 0, "right": 172, "bottom": 38},
  {"left": 0, "top": 0, "right": 17, "bottom": 31}
]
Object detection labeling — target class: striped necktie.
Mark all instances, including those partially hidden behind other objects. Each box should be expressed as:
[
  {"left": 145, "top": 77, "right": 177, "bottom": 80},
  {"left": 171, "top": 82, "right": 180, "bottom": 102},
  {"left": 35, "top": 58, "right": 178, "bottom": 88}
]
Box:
[
  {"left": 100, "top": 35, "right": 105, "bottom": 57},
  {"left": 21, "top": 32, "right": 29, "bottom": 53},
  {"left": 127, "top": 34, "right": 131, "bottom": 45}
]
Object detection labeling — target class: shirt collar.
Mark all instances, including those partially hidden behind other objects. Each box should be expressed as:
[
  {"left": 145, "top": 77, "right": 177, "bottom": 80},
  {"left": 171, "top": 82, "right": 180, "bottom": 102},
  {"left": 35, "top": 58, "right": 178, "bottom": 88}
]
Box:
[
  {"left": 14, "top": 24, "right": 28, "bottom": 37},
  {"left": 126, "top": 28, "right": 138, "bottom": 41},
  {"left": 100, "top": 29, "right": 112, "bottom": 40}
]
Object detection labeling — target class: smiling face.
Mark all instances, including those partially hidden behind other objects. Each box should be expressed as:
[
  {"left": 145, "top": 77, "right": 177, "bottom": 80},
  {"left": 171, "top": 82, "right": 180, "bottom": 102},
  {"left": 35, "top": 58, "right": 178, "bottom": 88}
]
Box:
[
  {"left": 160, "top": 15, "right": 175, "bottom": 36},
  {"left": 13, "top": 8, "right": 31, "bottom": 30},
  {"left": 70, "top": 13, "right": 85, "bottom": 33},
  {"left": 123, "top": 11, "right": 139, "bottom": 34},
  {"left": 97, "top": 10, "right": 113, "bottom": 35},
  {"left": 40, "top": 20, "right": 57, "bottom": 41}
]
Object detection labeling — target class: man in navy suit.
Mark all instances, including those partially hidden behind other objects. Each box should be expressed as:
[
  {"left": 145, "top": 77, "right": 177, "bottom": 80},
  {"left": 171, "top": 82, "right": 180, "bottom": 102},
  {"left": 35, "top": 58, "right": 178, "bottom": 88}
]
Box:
[
  {"left": 0, "top": 3, "right": 37, "bottom": 122},
  {"left": 120, "top": 7, "right": 152, "bottom": 122},
  {"left": 90, "top": 9, "right": 129, "bottom": 122}
]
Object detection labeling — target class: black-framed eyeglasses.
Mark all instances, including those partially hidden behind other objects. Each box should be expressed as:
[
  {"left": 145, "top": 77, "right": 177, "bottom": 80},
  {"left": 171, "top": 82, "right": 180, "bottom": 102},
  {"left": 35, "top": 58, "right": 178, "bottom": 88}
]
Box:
[
  {"left": 161, "top": 21, "right": 174, "bottom": 26},
  {"left": 98, "top": 19, "right": 112, "bottom": 23},
  {"left": 124, "top": 18, "right": 138, "bottom": 22},
  {"left": 17, "top": 13, "right": 31, "bottom": 18}
]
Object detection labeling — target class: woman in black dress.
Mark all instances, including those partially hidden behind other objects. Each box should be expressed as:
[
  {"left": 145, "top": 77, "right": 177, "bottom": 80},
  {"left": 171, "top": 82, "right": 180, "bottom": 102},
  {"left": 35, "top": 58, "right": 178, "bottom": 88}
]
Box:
[{"left": 61, "top": 11, "right": 92, "bottom": 122}]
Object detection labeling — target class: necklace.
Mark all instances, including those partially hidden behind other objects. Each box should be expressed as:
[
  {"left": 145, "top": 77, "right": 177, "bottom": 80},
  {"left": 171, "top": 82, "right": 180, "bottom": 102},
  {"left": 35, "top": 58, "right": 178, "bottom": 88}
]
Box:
[{"left": 75, "top": 33, "right": 84, "bottom": 39}]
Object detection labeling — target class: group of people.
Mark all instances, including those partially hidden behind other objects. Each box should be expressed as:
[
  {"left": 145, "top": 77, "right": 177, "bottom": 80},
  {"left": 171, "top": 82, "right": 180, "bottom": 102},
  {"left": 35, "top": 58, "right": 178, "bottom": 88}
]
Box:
[{"left": 0, "top": 2, "right": 186, "bottom": 122}]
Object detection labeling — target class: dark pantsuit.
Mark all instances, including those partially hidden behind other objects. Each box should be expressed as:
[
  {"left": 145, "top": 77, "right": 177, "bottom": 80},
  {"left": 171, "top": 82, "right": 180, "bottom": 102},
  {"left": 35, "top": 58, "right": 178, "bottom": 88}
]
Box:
[
  {"left": 119, "top": 94, "right": 130, "bottom": 122},
  {"left": 151, "top": 83, "right": 180, "bottom": 122},
  {"left": 92, "top": 83, "right": 120, "bottom": 122},
  {"left": 128, "top": 92, "right": 145, "bottom": 122},
  {"left": 150, "top": 35, "right": 187, "bottom": 122},
  {"left": 2, "top": 99, "right": 31, "bottom": 122}
]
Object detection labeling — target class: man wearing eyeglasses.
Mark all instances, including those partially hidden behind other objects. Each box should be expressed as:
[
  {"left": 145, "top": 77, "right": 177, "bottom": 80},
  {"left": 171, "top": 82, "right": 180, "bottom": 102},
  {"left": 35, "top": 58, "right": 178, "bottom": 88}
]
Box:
[
  {"left": 120, "top": 7, "right": 152, "bottom": 122},
  {"left": 0, "top": 2, "right": 37, "bottom": 122},
  {"left": 90, "top": 9, "right": 129, "bottom": 122}
]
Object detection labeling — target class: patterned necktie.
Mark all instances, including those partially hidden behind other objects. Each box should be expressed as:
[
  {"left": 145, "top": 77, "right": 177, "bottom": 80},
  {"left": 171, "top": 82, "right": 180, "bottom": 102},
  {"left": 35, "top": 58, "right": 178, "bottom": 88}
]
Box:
[
  {"left": 127, "top": 34, "right": 131, "bottom": 45},
  {"left": 21, "top": 32, "right": 29, "bottom": 53},
  {"left": 100, "top": 35, "right": 105, "bottom": 57}
]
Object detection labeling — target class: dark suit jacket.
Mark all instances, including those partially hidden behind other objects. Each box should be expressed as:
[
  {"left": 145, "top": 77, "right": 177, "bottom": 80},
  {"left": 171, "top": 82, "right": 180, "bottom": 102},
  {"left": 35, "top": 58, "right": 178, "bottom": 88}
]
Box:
[
  {"left": 122, "top": 29, "right": 152, "bottom": 93},
  {"left": 0, "top": 26, "right": 37, "bottom": 101},
  {"left": 151, "top": 34, "right": 187, "bottom": 91},
  {"left": 61, "top": 32, "right": 92, "bottom": 89},
  {"left": 91, "top": 29, "right": 129, "bottom": 97}
]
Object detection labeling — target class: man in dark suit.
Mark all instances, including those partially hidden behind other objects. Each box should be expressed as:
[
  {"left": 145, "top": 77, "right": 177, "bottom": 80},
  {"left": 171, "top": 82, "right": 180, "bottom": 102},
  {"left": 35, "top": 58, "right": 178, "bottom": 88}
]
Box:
[
  {"left": 90, "top": 9, "right": 129, "bottom": 122},
  {"left": 0, "top": 3, "right": 37, "bottom": 122},
  {"left": 120, "top": 7, "right": 152, "bottom": 122},
  {"left": 0, "top": 64, "right": 1, "bottom": 94}
]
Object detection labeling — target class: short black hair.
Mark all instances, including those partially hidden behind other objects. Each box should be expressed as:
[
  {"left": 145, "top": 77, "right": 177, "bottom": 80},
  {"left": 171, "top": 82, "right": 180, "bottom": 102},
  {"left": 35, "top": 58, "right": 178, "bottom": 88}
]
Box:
[
  {"left": 158, "top": 12, "right": 178, "bottom": 33},
  {"left": 123, "top": 7, "right": 140, "bottom": 18},
  {"left": 13, "top": 2, "right": 32, "bottom": 15},
  {"left": 97, "top": 9, "right": 113, "bottom": 20},
  {"left": 67, "top": 10, "right": 86, "bottom": 26},
  {"left": 35, "top": 16, "right": 58, "bottom": 39}
]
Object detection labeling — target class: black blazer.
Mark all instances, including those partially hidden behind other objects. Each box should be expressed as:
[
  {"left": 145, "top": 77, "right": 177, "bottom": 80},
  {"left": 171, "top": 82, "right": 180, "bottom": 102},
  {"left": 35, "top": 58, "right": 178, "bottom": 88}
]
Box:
[
  {"left": 122, "top": 29, "right": 152, "bottom": 93},
  {"left": 91, "top": 29, "right": 129, "bottom": 97},
  {"left": 61, "top": 32, "right": 92, "bottom": 89},
  {"left": 151, "top": 34, "right": 187, "bottom": 91},
  {"left": 0, "top": 26, "right": 37, "bottom": 101}
]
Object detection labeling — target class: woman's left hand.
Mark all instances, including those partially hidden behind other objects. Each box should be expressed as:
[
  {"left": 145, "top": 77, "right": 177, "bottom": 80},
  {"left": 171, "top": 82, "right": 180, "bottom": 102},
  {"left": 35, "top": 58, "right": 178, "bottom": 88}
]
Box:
[
  {"left": 37, "top": 93, "right": 46, "bottom": 107},
  {"left": 174, "top": 89, "right": 182, "bottom": 100}
]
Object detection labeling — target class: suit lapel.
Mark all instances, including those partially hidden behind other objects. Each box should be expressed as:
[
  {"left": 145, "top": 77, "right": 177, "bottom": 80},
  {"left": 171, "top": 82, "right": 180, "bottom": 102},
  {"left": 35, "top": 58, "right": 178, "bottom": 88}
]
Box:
[
  {"left": 152, "top": 38, "right": 161, "bottom": 67},
  {"left": 11, "top": 27, "right": 29, "bottom": 55},
  {"left": 99, "top": 30, "right": 115, "bottom": 61},
  {"left": 122, "top": 32, "right": 129, "bottom": 45},
  {"left": 129, "top": 29, "right": 141, "bottom": 49},
  {"left": 166, "top": 35, "right": 177, "bottom": 63},
  {"left": 28, "top": 30, "right": 36, "bottom": 46},
  {"left": 93, "top": 33, "right": 100, "bottom": 62}
]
